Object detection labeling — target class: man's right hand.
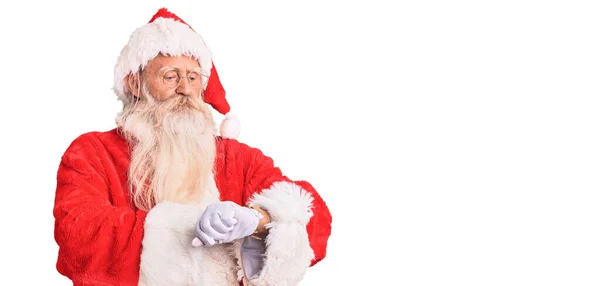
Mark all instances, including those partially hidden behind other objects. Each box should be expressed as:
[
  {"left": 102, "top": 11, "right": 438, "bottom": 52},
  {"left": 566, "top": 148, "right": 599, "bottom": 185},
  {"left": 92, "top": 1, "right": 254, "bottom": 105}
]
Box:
[{"left": 192, "top": 201, "right": 261, "bottom": 246}]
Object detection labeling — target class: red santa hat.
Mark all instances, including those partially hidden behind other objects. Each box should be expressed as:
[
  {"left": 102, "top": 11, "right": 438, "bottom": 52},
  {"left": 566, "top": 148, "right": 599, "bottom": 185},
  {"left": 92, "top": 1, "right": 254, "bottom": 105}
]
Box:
[{"left": 113, "top": 8, "right": 240, "bottom": 139}]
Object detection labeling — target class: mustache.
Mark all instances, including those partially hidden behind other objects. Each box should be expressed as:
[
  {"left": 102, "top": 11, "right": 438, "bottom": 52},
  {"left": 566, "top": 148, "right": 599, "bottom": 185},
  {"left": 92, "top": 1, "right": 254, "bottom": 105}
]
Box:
[
  {"left": 159, "top": 95, "right": 202, "bottom": 111},
  {"left": 146, "top": 95, "right": 213, "bottom": 131}
]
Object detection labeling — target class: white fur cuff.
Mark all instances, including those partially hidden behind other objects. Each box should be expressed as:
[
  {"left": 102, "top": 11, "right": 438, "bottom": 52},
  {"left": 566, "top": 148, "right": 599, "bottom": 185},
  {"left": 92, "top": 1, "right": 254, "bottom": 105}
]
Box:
[{"left": 245, "top": 182, "right": 316, "bottom": 285}]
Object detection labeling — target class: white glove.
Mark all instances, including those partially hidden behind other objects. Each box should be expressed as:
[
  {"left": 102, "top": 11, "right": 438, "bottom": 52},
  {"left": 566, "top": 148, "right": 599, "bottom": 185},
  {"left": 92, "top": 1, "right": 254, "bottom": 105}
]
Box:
[{"left": 192, "top": 201, "right": 262, "bottom": 247}]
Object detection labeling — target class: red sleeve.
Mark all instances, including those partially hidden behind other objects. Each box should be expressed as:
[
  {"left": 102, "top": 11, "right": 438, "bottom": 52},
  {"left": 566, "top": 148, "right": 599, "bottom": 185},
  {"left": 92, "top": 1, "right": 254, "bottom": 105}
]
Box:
[
  {"left": 234, "top": 141, "right": 332, "bottom": 266},
  {"left": 53, "top": 134, "right": 146, "bottom": 284}
]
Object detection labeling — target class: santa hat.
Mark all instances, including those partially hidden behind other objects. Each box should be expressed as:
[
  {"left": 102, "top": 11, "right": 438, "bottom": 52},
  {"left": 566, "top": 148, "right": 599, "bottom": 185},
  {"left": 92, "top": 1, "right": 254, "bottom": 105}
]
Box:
[{"left": 113, "top": 8, "right": 240, "bottom": 139}]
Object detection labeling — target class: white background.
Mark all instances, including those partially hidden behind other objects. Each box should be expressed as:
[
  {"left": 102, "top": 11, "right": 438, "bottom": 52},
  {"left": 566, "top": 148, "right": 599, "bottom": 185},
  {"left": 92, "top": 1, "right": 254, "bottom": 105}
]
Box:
[{"left": 0, "top": 0, "right": 599, "bottom": 285}]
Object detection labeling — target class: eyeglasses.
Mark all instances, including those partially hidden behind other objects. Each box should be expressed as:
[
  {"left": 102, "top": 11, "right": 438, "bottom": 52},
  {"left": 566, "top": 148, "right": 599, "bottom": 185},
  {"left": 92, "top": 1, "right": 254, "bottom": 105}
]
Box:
[{"left": 160, "top": 68, "right": 204, "bottom": 88}]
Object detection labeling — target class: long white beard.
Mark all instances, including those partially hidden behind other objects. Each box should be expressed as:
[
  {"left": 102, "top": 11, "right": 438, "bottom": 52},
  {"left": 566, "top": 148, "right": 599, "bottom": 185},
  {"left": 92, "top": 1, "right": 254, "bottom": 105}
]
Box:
[{"left": 116, "top": 88, "right": 217, "bottom": 211}]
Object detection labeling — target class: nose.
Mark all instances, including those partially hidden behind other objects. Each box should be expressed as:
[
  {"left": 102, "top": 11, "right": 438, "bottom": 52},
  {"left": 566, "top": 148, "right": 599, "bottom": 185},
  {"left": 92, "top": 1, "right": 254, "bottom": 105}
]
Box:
[{"left": 176, "top": 77, "right": 192, "bottom": 96}]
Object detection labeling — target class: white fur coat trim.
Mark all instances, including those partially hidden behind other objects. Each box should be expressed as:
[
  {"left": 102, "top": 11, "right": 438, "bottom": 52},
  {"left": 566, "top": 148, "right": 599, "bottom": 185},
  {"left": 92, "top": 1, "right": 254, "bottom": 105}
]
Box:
[
  {"left": 244, "top": 181, "right": 316, "bottom": 286},
  {"left": 139, "top": 179, "right": 241, "bottom": 286}
]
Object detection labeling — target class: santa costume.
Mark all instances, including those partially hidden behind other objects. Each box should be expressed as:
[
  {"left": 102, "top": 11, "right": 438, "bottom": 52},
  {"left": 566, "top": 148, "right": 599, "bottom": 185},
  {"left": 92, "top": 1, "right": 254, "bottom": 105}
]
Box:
[{"left": 53, "top": 8, "right": 332, "bottom": 286}]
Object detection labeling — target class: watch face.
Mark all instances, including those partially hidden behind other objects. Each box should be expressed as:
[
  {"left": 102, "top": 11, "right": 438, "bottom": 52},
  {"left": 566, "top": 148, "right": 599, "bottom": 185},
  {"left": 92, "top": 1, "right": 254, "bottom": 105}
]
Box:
[{"left": 247, "top": 205, "right": 264, "bottom": 219}]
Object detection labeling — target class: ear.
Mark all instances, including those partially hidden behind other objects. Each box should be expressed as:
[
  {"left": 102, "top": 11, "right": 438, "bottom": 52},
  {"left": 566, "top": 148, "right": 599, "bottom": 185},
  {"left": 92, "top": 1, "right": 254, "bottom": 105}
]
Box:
[{"left": 126, "top": 73, "right": 141, "bottom": 99}]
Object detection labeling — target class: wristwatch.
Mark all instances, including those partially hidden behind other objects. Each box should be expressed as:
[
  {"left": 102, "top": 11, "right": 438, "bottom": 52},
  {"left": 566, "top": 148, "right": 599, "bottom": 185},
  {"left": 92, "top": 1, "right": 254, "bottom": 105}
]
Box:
[{"left": 246, "top": 205, "right": 272, "bottom": 240}]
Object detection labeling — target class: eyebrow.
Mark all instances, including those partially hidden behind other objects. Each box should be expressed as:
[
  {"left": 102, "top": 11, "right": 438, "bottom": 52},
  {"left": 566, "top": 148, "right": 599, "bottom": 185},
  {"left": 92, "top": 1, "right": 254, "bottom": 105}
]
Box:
[
  {"left": 158, "top": 66, "right": 203, "bottom": 74},
  {"left": 158, "top": 66, "right": 178, "bottom": 73}
]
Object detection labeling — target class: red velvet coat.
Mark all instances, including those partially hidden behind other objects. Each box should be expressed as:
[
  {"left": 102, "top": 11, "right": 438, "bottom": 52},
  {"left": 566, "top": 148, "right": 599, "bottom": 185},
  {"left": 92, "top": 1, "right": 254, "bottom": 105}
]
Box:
[{"left": 53, "top": 128, "right": 332, "bottom": 285}]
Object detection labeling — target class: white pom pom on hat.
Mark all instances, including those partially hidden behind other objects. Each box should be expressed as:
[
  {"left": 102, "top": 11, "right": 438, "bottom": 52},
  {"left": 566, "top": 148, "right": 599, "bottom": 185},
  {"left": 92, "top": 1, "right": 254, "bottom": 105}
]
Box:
[
  {"left": 220, "top": 113, "right": 241, "bottom": 139},
  {"left": 113, "top": 7, "right": 240, "bottom": 139}
]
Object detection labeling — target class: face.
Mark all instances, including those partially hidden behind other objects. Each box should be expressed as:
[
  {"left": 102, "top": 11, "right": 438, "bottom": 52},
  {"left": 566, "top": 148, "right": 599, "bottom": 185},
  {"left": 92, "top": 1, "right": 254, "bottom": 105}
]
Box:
[{"left": 137, "top": 54, "right": 204, "bottom": 101}]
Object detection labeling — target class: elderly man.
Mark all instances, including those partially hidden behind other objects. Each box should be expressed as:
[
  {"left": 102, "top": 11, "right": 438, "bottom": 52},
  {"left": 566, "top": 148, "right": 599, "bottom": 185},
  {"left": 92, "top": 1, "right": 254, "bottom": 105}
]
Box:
[{"left": 53, "top": 8, "right": 332, "bottom": 286}]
